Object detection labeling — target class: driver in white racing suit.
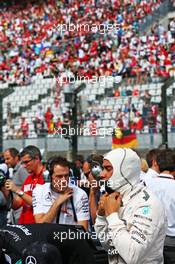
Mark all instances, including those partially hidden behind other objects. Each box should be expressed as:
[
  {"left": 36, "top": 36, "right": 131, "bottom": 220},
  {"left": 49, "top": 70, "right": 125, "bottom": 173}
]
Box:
[{"left": 94, "top": 148, "right": 167, "bottom": 264}]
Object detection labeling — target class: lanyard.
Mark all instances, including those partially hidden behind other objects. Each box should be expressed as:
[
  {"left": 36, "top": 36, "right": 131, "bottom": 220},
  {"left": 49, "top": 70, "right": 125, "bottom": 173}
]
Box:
[{"left": 56, "top": 196, "right": 77, "bottom": 223}]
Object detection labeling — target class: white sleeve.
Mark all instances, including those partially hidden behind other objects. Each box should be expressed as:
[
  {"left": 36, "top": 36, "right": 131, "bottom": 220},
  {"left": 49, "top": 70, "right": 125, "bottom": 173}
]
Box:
[
  {"left": 105, "top": 206, "right": 165, "bottom": 264},
  {"left": 75, "top": 191, "right": 90, "bottom": 221},
  {"left": 94, "top": 214, "right": 111, "bottom": 252},
  {"left": 32, "top": 186, "right": 47, "bottom": 215}
]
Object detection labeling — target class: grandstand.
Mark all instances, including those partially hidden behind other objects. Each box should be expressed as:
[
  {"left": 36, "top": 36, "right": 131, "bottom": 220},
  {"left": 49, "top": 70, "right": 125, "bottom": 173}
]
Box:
[{"left": 0, "top": 0, "right": 175, "bottom": 157}]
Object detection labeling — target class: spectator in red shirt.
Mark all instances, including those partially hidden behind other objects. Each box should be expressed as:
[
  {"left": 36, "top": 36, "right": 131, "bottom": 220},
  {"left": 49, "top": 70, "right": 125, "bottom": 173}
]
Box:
[
  {"left": 4, "top": 145, "right": 45, "bottom": 224},
  {"left": 132, "top": 86, "right": 139, "bottom": 96},
  {"left": 114, "top": 89, "right": 120, "bottom": 97},
  {"left": 116, "top": 118, "right": 124, "bottom": 129},
  {"left": 20, "top": 117, "right": 29, "bottom": 138},
  {"left": 44, "top": 106, "right": 54, "bottom": 133},
  {"left": 54, "top": 117, "right": 63, "bottom": 134},
  {"left": 171, "top": 115, "right": 175, "bottom": 132},
  {"left": 136, "top": 113, "right": 144, "bottom": 133},
  {"left": 89, "top": 119, "right": 97, "bottom": 136}
]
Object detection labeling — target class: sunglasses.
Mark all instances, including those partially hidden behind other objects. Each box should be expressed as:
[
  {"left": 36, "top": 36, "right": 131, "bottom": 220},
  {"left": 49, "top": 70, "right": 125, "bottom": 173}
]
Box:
[{"left": 21, "top": 158, "right": 34, "bottom": 165}]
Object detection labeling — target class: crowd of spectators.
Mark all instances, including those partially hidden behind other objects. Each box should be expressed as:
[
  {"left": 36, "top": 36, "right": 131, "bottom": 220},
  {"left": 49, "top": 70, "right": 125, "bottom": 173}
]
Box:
[
  {"left": 0, "top": 0, "right": 174, "bottom": 88},
  {"left": 1, "top": 0, "right": 175, "bottom": 139},
  {"left": 4, "top": 102, "right": 164, "bottom": 139}
]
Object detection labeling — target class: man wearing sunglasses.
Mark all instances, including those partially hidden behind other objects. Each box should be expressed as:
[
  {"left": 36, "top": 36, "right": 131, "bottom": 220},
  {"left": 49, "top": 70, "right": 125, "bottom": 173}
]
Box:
[{"left": 4, "top": 145, "right": 45, "bottom": 224}]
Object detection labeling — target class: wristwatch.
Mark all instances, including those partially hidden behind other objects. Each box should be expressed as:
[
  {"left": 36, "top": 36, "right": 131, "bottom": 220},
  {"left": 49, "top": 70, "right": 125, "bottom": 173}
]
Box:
[{"left": 16, "top": 190, "right": 24, "bottom": 197}]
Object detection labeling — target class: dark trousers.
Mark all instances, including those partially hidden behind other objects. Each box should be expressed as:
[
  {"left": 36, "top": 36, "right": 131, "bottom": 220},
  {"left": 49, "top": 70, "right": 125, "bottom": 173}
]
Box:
[
  {"left": 0, "top": 210, "right": 7, "bottom": 228},
  {"left": 164, "top": 236, "right": 175, "bottom": 264},
  {"left": 164, "top": 246, "right": 175, "bottom": 264}
]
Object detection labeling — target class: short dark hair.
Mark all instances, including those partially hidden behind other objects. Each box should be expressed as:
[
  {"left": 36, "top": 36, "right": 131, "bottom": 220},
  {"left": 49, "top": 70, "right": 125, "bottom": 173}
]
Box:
[
  {"left": 156, "top": 149, "right": 175, "bottom": 173},
  {"left": 5, "top": 148, "right": 19, "bottom": 158},
  {"left": 146, "top": 149, "right": 160, "bottom": 168},
  {"left": 20, "top": 145, "right": 42, "bottom": 161},
  {"left": 48, "top": 156, "right": 69, "bottom": 176},
  {"left": 87, "top": 154, "right": 103, "bottom": 167},
  {"left": 75, "top": 154, "right": 84, "bottom": 163}
]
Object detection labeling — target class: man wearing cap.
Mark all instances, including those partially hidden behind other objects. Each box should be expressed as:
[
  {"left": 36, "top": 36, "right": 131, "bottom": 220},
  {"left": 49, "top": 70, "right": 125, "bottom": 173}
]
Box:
[{"left": 95, "top": 148, "right": 167, "bottom": 264}]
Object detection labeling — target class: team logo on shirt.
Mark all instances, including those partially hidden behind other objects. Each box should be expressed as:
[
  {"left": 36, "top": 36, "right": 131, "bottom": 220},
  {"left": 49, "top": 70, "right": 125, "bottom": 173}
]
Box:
[
  {"left": 44, "top": 193, "right": 52, "bottom": 202},
  {"left": 140, "top": 206, "right": 150, "bottom": 215},
  {"left": 25, "top": 256, "right": 37, "bottom": 264}
]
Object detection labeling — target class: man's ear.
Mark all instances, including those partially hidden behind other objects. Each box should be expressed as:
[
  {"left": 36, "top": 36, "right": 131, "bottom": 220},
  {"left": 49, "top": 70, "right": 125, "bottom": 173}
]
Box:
[{"left": 35, "top": 156, "right": 40, "bottom": 161}]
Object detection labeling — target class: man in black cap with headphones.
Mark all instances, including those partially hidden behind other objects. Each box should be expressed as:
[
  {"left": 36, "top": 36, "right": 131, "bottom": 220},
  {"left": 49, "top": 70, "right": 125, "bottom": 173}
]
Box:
[{"left": 32, "top": 156, "right": 89, "bottom": 231}]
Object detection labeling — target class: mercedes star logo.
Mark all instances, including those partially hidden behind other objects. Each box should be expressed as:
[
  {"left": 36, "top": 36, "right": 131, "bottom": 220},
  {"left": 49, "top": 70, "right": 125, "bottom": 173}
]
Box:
[{"left": 25, "top": 256, "right": 37, "bottom": 264}]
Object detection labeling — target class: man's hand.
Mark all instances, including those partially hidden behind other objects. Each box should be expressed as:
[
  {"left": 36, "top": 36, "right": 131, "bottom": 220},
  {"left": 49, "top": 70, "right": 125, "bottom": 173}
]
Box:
[
  {"left": 97, "top": 193, "right": 108, "bottom": 216},
  {"left": 90, "top": 179, "right": 100, "bottom": 191},
  {"left": 5, "top": 180, "right": 19, "bottom": 193},
  {"left": 55, "top": 187, "right": 73, "bottom": 207},
  {"left": 104, "top": 192, "right": 122, "bottom": 216}
]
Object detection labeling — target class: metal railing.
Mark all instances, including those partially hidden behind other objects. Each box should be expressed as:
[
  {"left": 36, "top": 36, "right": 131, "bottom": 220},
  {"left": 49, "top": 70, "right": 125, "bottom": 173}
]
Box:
[{"left": 3, "top": 133, "right": 175, "bottom": 155}]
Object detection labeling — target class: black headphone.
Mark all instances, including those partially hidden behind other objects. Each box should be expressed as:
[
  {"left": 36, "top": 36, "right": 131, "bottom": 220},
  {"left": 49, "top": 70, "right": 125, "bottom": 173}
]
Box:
[
  {"left": 44, "top": 156, "right": 71, "bottom": 183},
  {"left": 46, "top": 156, "right": 57, "bottom": 176},
  {"left": 43, "top": 156, "right": 60, "bottom": 183}
]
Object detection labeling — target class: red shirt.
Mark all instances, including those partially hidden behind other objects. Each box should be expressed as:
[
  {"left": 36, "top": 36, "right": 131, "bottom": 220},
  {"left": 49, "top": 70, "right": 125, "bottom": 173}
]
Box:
[
  {"left": 18, "top": 168, "right": 45, "bottom": 224},
  {"left": 89, "top": 122, "right": 97, "bottom": 136},
  {"left": 171, "top": 117, "right": 175, "bottom": 127},
  {"left": 45, "top": 111, "right": 54, "bottom": 124},
  {"left": 20, "top": 120, "right": 29, "bottom": 137},
  {"left": 136, "top": 117, "right": 143, "bottom": 131}
]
